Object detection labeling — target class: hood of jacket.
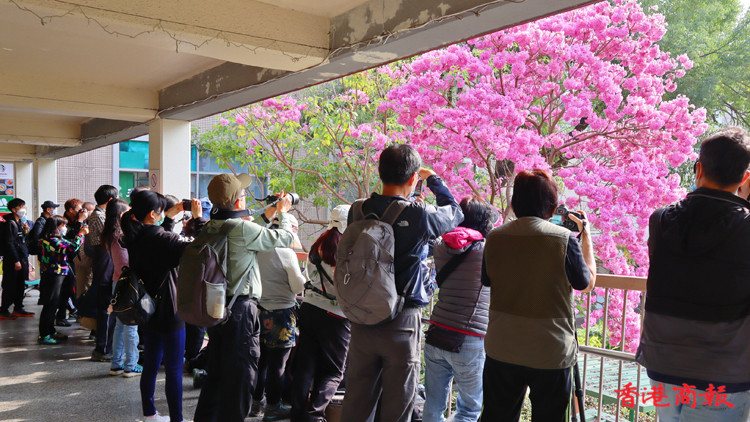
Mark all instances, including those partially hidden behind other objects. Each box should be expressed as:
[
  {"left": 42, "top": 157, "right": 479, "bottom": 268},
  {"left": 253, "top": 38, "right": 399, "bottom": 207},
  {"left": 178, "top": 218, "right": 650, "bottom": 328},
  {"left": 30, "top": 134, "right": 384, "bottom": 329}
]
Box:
[{"left": 442, "top": 226, "right": 484, "bottom": 251}]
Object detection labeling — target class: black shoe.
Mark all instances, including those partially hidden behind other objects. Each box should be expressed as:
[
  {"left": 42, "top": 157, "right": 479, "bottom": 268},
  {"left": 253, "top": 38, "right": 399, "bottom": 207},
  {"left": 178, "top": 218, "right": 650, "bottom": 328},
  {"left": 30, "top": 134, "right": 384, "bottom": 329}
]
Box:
[
  {"left": 55, "top": 319, "right": 72, "bottom": 327},
  {"left": 13, "top": 309, "right": 35, "bottom": 318},
  {"left": 0, "top": 310, "right": 17, "bottom": 320},
  {"left": 91, "top": 350, "right": 112, "bottom": 362},
  {"left": 249, "top": 397, "right": 266, "bottom": 417},
  {"left": 52, "top": 331, "right": 69, "bottom": 341},
  {"left": 263, "top": 403, "right": 291, "bottom": 421}
]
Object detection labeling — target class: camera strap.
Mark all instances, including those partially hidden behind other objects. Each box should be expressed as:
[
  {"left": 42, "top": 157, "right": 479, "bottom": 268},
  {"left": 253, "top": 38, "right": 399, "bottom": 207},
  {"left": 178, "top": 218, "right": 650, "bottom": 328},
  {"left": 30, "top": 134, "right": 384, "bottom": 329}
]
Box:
[
  {"left": 436, "top": 241, "right": 481, "bottom": 288},
  {"left": 209, "top": 208, "right": 251, "bottom": 220}
]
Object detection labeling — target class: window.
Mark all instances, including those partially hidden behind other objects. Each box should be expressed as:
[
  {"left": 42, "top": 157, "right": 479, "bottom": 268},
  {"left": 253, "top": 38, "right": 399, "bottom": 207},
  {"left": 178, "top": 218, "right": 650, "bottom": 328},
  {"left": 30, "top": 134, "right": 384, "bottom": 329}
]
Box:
[{"left": 118, "top": 139, "right": 266, "bottom": 203}]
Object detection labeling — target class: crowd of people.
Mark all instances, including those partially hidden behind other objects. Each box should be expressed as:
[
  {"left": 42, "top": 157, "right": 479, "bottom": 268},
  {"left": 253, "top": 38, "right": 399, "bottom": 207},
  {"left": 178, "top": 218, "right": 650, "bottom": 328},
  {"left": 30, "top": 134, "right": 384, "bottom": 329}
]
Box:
[{"left": 1, "top": 128, "right": 749, "bottom": 422}]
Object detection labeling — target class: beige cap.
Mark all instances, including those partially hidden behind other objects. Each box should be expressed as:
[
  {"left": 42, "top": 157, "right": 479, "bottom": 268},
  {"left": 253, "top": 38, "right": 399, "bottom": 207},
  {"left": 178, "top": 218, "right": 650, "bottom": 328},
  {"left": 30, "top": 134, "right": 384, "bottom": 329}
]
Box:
[
  {"left": 328, "top": 204, "right": 351, "bottom": 232},
  {"left": 207, "top": 173, "right": 253, "bottom": 209}
]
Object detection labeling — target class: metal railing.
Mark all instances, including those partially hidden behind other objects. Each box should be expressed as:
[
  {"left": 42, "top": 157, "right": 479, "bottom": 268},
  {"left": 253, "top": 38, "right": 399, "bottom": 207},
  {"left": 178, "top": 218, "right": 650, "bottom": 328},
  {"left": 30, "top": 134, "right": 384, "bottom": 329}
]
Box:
[
  {"left": 577, "top": 274, "right": 650, "bottom": 422},
  {"left": 296, "top": 253, "right": 651, "bottom": 420}
]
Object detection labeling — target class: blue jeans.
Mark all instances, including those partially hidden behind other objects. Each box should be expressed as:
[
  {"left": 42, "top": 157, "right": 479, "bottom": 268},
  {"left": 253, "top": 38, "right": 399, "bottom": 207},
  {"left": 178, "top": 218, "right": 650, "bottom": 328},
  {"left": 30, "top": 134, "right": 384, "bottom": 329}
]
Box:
[
  {"left": 111, "top": 318, "right": 139, "bottom": 371},
  {"left": 424, "top": 334, "right": 485, "bottom": 422},
  {"left": 652, "top": 379, "right": 750, "bottom": 422},
  {"left": 141, "top": 327, "right": 185, "bottom": 422}
]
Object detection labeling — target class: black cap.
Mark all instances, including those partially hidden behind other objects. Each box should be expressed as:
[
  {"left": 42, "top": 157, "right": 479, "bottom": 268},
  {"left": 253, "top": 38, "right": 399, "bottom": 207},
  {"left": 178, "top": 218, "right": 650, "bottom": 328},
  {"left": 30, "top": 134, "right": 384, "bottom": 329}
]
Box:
[{"left": 41, "top": 200, "right": 59, "bottom": 209}]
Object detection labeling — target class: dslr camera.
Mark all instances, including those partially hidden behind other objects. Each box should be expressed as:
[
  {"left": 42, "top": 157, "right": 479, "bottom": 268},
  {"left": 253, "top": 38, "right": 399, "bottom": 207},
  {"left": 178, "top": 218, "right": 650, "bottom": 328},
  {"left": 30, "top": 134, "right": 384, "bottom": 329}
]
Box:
[
  {"left": 265, "top": 193, "right": 300, "bottom": 206},
  {"left": 551, "top": 204, "right": 585, "bottom": 232}
]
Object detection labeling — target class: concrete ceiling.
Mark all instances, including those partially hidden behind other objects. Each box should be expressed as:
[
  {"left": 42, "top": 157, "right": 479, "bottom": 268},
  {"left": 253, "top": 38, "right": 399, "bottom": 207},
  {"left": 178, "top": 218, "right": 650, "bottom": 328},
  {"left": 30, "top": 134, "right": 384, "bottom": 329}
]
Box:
[{"left": 0, "top": 0, "right": 597, "bottom": 161}]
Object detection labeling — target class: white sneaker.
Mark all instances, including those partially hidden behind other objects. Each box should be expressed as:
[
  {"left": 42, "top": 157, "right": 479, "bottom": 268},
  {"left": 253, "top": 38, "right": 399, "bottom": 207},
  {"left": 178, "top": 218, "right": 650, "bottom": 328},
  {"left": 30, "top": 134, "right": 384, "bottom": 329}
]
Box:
[{"left": 144, "top": 412, "right": 169, "bottom": 422}]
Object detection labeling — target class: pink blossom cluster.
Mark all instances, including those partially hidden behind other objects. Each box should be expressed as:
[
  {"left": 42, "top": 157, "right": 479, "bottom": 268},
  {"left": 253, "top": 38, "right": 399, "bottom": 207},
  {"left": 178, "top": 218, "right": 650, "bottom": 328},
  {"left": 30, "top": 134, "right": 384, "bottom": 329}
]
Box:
[{"left": 384, "top": 0, "right": 707, "bottom": 350}]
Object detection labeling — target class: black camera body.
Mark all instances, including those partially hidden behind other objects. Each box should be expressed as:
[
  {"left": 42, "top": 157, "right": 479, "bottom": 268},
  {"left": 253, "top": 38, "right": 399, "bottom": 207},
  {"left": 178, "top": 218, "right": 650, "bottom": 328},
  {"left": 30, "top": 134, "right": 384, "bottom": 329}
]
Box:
[
  {"left": 265, "top": 193, "right": 300, "bottom": 206},
  {"left": 553, "top": 204, "right": 584, "bottom": 232}
]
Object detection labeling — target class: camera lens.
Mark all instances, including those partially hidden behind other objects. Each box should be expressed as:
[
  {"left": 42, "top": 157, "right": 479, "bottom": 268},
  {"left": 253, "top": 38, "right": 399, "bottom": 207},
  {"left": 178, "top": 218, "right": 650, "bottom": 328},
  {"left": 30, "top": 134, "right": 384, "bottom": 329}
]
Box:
[{"left": 288, "top": 193, "right": 300, "bottom": 205}]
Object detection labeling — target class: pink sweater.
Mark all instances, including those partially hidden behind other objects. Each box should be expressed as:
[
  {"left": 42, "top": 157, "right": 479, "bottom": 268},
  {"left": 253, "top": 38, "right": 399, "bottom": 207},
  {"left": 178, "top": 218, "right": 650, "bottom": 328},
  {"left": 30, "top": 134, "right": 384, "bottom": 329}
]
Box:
[{"left": 109, "top": 233, "right": 129, "bottom": 282}]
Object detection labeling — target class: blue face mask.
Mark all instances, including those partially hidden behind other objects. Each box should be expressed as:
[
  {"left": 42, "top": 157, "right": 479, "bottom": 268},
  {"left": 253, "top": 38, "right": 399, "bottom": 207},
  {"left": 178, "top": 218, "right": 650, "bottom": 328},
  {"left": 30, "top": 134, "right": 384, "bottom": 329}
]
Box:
[
  {"left": 690, "top": 184, "right": 697, "bottom": 191},
  {"left": 155, "top": 212, "right": 165, "bottom": 226}
]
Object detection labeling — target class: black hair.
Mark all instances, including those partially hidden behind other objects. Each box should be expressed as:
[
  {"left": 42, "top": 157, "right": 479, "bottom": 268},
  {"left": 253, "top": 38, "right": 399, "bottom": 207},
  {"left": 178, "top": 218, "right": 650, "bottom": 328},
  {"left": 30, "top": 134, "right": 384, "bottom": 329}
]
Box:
[
  {"left": 378, "top": 144, "right": 422, "bottom": 185},
  {"left": 164, "top": 195, "right": 179, "bottom": 211},
  {"left": 101, "top": 199, "right": 129, "bottom": 249},
  {"left": 130, "top": 186, "right": 150, "bottom": 198},
  {"left": 459, "top": 197, "right": 496, "bottom": 237},
  {"left": 129, "top": 190, "right": 166, "bottom": 221},
  {"left": 41, "top": 215, "right": 68, "bottom": 239},
  {"left": 121, "top": 190, "right": 166, "bottom": 245},
  {"left": 698, "top": 127, "right": 750, "bottom": 187},
  {"left": 94, "top": 185, "right": 119, "bottom": 206},
  {"left": 511, "top": 170, "right": 559, "bottom": 219},
  {"left": 7, "top": 198, "right": 25, "bottom": 210}
]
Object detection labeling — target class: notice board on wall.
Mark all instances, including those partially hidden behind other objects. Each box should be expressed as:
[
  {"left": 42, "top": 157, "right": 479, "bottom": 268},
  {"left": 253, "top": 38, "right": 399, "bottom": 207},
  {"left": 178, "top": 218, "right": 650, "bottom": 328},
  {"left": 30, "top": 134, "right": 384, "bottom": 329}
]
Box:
[{"left": 0, "top": 162, "right": 15, "bottom": 213}]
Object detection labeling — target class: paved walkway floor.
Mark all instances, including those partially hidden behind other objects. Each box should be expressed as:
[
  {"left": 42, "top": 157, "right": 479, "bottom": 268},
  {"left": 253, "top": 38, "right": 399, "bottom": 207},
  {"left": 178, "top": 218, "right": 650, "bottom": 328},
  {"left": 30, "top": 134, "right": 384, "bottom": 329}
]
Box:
[{"left": 0, "top": 290, "right": 273, "bottom": 422}]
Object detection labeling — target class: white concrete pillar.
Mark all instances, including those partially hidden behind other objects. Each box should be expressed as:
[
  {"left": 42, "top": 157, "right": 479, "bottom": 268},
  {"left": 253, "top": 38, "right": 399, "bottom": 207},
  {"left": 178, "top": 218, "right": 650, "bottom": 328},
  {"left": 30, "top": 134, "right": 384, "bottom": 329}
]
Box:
[
  {"left": 14, "top": 161, "right": 33, "bottom": 211},
  {"left": 34, "top": 158, "right": 58, "bottom": 215},
  {"left": 148, "top": 118, "right": 191, "bottom": 200}
]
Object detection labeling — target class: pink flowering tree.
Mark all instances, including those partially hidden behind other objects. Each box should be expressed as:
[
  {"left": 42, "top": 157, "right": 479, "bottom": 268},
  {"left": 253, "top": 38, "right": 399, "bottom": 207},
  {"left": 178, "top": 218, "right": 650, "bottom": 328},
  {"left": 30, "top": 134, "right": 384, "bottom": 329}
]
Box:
[
  {"left": 384, "top": 0, "right": 707, "bottom": 351},
  {"left": 197, "top": 70, "right": 401, "bottom": 224}
]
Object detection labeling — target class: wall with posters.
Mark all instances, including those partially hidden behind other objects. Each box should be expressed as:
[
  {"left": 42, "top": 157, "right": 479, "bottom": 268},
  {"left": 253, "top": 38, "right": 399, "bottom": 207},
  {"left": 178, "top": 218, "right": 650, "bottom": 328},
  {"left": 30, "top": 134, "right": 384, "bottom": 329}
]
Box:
[{"left": 0, "top": 162, "right": 14, "bottom": 213}]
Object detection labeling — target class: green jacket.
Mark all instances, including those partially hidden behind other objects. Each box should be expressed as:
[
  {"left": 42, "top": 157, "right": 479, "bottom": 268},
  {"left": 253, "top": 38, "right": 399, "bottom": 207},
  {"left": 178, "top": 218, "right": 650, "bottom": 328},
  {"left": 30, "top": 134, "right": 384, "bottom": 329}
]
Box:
[{"left": 203, "top": 213, "right": 294, "bottom": 299}]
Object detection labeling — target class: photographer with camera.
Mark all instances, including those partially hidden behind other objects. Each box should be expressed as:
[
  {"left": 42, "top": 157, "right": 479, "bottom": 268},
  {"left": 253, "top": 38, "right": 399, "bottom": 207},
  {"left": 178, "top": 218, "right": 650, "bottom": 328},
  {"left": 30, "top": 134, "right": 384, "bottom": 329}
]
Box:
[
  {"left": 480, "top": 169, "right": 596, "bottom": 422},
  {"left": 193, "top": 173, "right": 296, "bottom": 422}
]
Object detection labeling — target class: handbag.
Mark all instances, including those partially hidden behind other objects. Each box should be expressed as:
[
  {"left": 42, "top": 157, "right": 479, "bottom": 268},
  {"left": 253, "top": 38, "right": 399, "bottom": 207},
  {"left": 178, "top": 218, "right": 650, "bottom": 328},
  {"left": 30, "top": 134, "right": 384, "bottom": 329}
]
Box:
[{"left": 111, "top": 266, "right": 156, "bottom": 326}]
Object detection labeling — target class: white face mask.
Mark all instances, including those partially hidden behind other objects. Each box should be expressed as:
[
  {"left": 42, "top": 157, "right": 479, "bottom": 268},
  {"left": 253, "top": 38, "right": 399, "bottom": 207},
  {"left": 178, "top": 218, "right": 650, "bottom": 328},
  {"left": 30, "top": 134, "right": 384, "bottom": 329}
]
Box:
[
  {"left": 15, "top": 208, "right": 26, "bottom": 218},
  {"left": 59, "top": 227, "right": 68, "bottom": 237}
]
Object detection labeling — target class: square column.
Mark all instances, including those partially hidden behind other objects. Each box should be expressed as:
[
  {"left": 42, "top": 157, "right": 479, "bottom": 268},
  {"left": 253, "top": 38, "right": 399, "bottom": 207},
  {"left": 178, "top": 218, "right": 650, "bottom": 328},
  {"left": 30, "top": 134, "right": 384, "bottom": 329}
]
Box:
[
  {"left": 148, "top": 118, "right": 191, "bottom": 199},
  {"left": 14, "top": 161, "right": 33, "bottom": 211},
  {"left": 34, "top": 158, "right": 58, "bottom": 215}
]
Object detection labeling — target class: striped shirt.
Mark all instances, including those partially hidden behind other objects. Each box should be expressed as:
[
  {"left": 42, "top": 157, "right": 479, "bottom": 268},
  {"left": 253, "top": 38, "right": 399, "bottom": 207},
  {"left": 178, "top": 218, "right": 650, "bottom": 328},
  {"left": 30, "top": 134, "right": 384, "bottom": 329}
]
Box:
[{"left": 39, "top": 234, "right": 84, "bottom": 275}]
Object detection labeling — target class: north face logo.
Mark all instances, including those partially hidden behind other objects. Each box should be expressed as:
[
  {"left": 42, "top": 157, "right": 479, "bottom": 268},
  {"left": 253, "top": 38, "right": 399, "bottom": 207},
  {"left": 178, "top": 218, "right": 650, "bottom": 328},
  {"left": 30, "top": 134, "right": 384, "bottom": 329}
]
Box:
[{"left": 397, "top": 220, "right": 409, "bottom": 227}]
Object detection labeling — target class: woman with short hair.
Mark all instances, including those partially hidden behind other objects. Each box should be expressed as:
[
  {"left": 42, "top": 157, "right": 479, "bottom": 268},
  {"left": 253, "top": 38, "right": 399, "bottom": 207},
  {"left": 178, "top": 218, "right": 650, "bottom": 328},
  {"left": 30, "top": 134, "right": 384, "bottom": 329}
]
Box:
[{"left": 480, "top": 169, "right": 596, "bottom": 422}]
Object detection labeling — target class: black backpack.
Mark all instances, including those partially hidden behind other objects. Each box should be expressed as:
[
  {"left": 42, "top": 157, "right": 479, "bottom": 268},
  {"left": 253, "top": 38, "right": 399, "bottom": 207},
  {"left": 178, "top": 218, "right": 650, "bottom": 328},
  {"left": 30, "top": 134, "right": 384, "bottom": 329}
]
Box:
[
  {"left": 111, "top": 266, "right": 156, "bottom": 326},
  {"left": 26, "top": 216, "right": 45, "bottom": 255}
]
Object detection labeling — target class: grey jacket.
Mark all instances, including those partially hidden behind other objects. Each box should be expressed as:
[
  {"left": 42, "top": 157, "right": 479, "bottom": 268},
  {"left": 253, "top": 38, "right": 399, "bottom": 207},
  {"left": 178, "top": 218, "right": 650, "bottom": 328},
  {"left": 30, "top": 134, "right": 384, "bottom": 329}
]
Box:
[
  {"left": 257, "top": 248, "right": 306, "bottom": 310},
  {"left": 430, "top": 239, "right": 490, "bottom": 336}
]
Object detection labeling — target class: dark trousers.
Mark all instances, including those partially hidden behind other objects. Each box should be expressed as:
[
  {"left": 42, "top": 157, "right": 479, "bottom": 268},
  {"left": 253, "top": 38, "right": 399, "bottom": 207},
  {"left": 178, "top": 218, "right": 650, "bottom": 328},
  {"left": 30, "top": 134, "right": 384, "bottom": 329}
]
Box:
[
  {"left": 291, "top": 303, "right": 351, "bottom": 422},
  {"left": 56, "top": 273, "right": 75, "bottom": 320},
  {"left": 140, "top": 327, "right": 185, "bottom": 422},
  {"left": 480, "top": 356, "right": 572, "bottom": 422},
  {"left": 254, "top": 345, "right": 292, "bottom": 405},
  {"left": 93, "top": 248, "right": 115, "bottom": 354},
  {"left": 94, "top": 292, "right": 115, "bottom": 354},
  {"left": 1, "top": 258, "right": 28, "bottom": 312},
  {"left": 194, "top": 296, "right": 260, "bottom": 422},
  {"left": 185, "top": 323, "right": 207, "bottom": 361},
  {"left": 39, "top": 273, "right": 65, "bottom": 337},
  {"left": 340, "top": 307, "right": 421, "bottom": 422}
]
